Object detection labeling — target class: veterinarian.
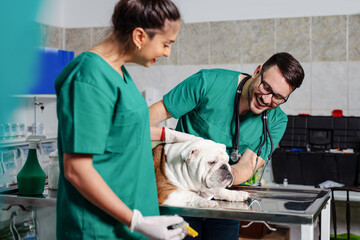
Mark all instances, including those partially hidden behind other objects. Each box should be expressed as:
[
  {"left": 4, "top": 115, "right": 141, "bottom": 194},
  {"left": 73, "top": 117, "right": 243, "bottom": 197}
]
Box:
[
  {"left": 55, "top": 1, "right": 187, "bottom": 239},
  {"left": 149, "top": 52, "right": 304, "bottom": 240}
]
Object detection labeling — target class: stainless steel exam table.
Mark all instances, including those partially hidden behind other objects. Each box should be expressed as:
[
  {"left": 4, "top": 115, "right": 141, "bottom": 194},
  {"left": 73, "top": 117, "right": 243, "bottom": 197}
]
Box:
[
  {"left": 160, "top": 185, "right": 331, "bottom": 240},
  {"left": 0, "top": 185, "right": 331, "bottom": 240}
]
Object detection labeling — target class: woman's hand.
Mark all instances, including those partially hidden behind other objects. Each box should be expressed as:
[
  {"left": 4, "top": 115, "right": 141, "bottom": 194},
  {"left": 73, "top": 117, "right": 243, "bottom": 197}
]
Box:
[{"left": 130, "top": 209, "right": 186, "bottom": 240}]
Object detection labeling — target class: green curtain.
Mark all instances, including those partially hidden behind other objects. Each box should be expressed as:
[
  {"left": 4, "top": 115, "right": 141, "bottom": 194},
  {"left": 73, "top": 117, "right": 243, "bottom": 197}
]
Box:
[{"left": 0, "top": 0, "right": 42, "bottom": 123}]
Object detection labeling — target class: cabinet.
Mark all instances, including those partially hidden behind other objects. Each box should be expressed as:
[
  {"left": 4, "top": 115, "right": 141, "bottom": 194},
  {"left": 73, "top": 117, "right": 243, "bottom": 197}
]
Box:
[{"left": 27, "top": 47, "right": 74, "bottom": 95}]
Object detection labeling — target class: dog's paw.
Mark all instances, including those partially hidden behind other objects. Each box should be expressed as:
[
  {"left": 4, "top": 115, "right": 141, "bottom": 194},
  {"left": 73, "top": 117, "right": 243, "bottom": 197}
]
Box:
[
  {"left": 215, "top": 189, "right": 249, "bottom": 202},
  {"left": 229, "top": 190, "right": 249, "bottom": 201},
  {"left": 196, "top": 199, "right": 219, "bottom": 208}
]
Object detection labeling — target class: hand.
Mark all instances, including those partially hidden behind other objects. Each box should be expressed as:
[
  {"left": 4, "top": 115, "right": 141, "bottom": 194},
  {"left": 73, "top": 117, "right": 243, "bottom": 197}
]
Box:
[
  {"left": 165, "top": 128, "right": 203, "bottom": 143},
  {"left": 130, "top": 209, "right": 186, "bottom": 240}
]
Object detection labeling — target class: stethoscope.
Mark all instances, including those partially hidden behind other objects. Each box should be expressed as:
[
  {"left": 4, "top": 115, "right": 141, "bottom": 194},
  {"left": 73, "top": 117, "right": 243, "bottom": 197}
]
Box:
[{"left": 229, "top": 74, "right": 274, "bottom": 186}]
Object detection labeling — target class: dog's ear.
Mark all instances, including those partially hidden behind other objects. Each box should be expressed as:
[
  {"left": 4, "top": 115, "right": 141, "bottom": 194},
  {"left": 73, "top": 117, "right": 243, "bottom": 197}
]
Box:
[
  {"left": 181, "top": 147, "right": 199, "bottom": 163},
  {"left": 218, "top": 143, "right": 226, "bottom": 152}
]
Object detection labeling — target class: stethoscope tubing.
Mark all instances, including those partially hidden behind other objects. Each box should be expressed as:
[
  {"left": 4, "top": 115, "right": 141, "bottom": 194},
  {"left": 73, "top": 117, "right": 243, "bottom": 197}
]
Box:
[
  {"left": 231, "top": 73, "right": 274, "bottom": 186},
  {"left": 233, "top": 74, "right": 252, "bottom": 157}
]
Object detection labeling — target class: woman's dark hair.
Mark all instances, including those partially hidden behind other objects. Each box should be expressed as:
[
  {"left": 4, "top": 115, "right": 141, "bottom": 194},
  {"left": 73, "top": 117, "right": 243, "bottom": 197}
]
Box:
[
  {"left": 262, "top": 52, "right": 304, "bottom": 90},
  {"left": 111, "top": 0, "right": 181, "bottom": 54}
]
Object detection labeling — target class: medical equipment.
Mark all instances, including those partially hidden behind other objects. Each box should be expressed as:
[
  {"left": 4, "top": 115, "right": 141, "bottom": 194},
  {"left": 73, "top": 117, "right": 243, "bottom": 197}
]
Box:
[
  {"left": 172, "top": 221, "right": 198, "bottom": 238},
  {"left": 230, "top": 74, "right": 274, "bottom": 186}
]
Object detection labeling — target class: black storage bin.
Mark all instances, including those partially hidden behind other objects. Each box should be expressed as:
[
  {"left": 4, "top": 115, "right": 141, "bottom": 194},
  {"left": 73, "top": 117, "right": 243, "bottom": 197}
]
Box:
[
  {"left": 271, "top": 149, "right": 288, "bottom": 184},
  {"left": 337, "top": 153, "right": 359, "bottom": 186},
  {"left": 357, "top": 161, "right": 360, "bottom": 186},
  {"left": 272, "top": 150, "right": 359, "bottom": 186},
  {"left": 286, "top": 151, "right": 303, "bottom": 184},
  {"left": 279, "top": 115, "right": 308, "bottom": 148},
  {"left": 333, "top": 117, "right": 360, "bottom": 150},
  {"left": 347, "top": 117, "right": 360, "bottom": 150},
  {"left": 323, "top": 153, "right": 339, "bottom": 182},
  {"left": 333, "top": 117, "right": 347, "bottom": 149},
  {"left": 300, "top": 152, "right": 324, "bottom": 185},
  {"left": 272, "top": 149, "right": 303, "bottom": 184}
]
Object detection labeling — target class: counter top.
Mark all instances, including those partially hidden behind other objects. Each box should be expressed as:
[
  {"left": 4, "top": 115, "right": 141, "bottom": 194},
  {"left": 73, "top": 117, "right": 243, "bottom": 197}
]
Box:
[{"left": 0, "top": 183, "right": 358, "bottom": 210}]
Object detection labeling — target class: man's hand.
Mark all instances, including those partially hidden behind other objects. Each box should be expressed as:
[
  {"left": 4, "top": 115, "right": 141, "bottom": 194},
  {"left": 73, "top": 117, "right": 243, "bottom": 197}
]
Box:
[{"left": 230, "top": 149, "right": 266, "bottom": 185}]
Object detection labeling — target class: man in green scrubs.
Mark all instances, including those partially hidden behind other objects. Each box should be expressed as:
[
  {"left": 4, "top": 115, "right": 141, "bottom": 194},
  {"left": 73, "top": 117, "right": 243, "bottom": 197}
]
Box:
[{"left": 149, "top": 52, "right": 305, "bottom": 240}]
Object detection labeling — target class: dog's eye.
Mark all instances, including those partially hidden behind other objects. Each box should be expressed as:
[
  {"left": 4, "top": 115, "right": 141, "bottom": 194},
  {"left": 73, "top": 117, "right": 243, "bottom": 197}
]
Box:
[{"left": 208, "top": 161, "right": 216, "bottom": 166}]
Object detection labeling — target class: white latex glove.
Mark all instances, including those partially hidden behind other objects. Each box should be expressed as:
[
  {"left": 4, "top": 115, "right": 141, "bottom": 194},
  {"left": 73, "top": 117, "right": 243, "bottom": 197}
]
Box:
[
  {"left": 130, "top": 209, "right": 186, "bottom": 240},
  {"left": 164, "top": 128, "right": 203, "bottom": 143}
]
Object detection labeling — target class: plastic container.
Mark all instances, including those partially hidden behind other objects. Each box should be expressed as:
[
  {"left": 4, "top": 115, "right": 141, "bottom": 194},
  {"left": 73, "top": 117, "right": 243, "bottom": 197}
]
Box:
[
  {"left": 17, "top": 135, "right": 46, "bottom": 195},
  {"left": 48, "top": 150, "right": 59, "bottom": 190}
]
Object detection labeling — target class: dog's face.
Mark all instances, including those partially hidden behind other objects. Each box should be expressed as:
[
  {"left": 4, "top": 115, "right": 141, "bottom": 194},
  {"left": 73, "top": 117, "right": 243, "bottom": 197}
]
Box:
[{"left": 180, "top": 140, "right": 233, "bottom": 189}]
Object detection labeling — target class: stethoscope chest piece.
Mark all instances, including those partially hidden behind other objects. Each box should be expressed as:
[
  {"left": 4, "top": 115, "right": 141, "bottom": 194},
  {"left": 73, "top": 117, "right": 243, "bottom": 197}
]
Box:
[{"left": 230, "top": 150, "right": 241, "bottom": 163}]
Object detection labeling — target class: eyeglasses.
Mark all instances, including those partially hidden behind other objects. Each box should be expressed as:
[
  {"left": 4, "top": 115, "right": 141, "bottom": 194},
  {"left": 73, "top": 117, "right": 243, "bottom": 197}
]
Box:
[{"left": 258, "top": 69, "right": 288, "bottom": 105}]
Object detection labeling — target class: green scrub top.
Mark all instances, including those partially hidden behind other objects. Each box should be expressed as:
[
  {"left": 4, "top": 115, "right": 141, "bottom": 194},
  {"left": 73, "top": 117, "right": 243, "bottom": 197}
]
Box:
[
  {"left": 55, "top": 52, "right": 159, "bottom": 239},
  {"left": 163, "top": 68, "right": 288, "bottom": 162}
]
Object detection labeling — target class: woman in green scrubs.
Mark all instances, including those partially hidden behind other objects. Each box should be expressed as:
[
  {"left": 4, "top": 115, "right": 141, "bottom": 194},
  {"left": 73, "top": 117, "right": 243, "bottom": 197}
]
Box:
[{"left": 55, "top": 1, "right": 185, "bottom": 239}]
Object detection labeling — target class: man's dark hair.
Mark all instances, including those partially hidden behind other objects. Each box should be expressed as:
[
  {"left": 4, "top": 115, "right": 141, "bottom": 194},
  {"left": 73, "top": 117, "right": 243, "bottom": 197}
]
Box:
[{"left": 262, "top": 52, "right": 304, "bottom": 90}]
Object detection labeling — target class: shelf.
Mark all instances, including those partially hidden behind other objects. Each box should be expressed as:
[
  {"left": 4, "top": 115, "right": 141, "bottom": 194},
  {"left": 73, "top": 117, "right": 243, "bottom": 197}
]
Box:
[
  {"left": 0, "top": 136, "right": 57, "bottom": 148},
  {"left": 0, "top": 185, "right": 56, "bottom": 208},
  {"left": 12, "top": 94, "right": 56, "bottom": 98}
]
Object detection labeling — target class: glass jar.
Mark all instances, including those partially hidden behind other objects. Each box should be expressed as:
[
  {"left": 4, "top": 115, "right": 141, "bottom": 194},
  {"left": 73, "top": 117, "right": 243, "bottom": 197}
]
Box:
[{"left": 48, "top": 150, "right": 59, "bottom": 190}]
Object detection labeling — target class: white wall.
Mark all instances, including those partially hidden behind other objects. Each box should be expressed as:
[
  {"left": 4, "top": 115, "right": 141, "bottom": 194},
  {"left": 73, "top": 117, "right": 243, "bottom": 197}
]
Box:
[
  {"left": 37, "top": 0, "right": 118, "bottom": 28},
  {"left": 173, "top": 0, "right": 360, "bottom": 23},
  {"left": 36, "top": 0, "right": 360, "bottom": 28}
]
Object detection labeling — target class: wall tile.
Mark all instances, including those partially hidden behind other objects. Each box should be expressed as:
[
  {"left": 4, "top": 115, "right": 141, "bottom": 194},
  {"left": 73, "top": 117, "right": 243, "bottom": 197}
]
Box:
[
  {"left": 311, "top": 62, "right": 347, "bottom": 111},
  {"left": 276, "top": 17, "right": 310, "bottom": 63},
  {"left": 312, "top": 109, "right": 344, "bottom": 116},
  {"left": 241, "top": 19, "right": 275, "bottom": 64},
  {"left": 34, "top": 23, "right": 43, "bottom": 47},
  {"left": 241, "top": 63, "right": 260, "bottom": 75},
  {"left": 210, "top": 21, "right": 241, "bottom": 64},
  {"left": 348, "top": 110, "right": 360, "bottom": 116},
  {"left": 41, "top": 24, "right": 62, "bottom": 49},
  {"left": 179, "top": 22, "right": 209, "bottom": 65},
  {"left": 281, "top": 63, "right": 311, "bottom": 112},
  {"left": 65, "top": 28, "right": 91, "bottom": 57},
  {"left": 206, "top": 64, "right": 244, "bottom": 72},
  {"left": 91, "top": 27, "right": 111, "bottom": 47},
  {"left": 311, "top": 16, "right": 346, "bottom": 62},
  {"left": 349, "top": 14, "right": 360, "bottom": 61},
  {"left": 282, "top": 108, "right": 311, "bottom": 116},
  {"left": 348, "top": 61, "right": 360, "bottom": 110},
  {"left": 127, "top": 65, "right": 206, "bottom": 96}
]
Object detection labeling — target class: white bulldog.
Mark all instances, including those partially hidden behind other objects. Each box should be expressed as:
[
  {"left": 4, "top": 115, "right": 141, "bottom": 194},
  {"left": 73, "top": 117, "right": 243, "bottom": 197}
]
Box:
[{"left": 153, "top": 139, "right": 249, "bottom": 208}]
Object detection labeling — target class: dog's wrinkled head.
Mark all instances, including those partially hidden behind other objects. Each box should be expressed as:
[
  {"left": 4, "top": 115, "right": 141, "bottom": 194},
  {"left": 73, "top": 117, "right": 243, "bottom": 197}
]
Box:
[{"left": 180, "top": 139, "right": 233, "bottom": 189}]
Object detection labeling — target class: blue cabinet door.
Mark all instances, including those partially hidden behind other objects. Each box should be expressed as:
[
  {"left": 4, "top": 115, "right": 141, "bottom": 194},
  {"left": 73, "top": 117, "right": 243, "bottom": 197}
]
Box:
[{"left": 28, "top": 47, "right": 74, "bottom": 94}]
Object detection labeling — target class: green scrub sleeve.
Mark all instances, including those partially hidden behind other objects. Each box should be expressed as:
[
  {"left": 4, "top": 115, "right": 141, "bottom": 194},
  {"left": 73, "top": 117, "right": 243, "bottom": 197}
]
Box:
[
  {"left": 163, "top": 71, "right": 208, "bottom": 119},
  {"left": 58, "top": 81, "right": 113, "bottom": 154}
]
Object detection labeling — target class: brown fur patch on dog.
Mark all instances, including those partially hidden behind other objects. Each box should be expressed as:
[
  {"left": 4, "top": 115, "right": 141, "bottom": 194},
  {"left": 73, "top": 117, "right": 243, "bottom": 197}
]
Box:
[{"left": 153, "top": 143, "right": 178, "bottom": 204}]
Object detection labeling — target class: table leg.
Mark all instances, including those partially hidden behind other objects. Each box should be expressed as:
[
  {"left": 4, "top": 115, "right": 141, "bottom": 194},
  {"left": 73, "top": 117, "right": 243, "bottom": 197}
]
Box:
[
  {"left": 301, "top": 224, "right": 314, "bottom": 240},
  {"left": 320, "top": 198, "right": 331, "bottom": 240}
]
